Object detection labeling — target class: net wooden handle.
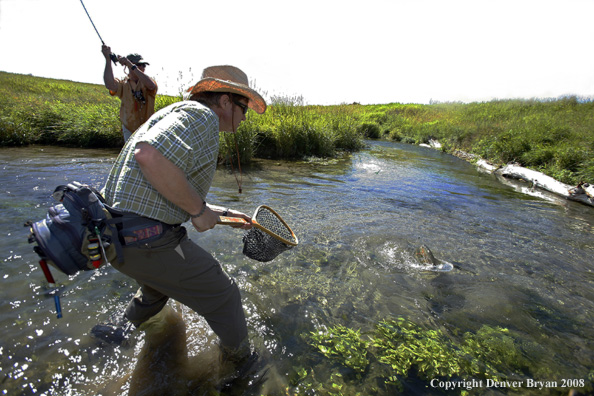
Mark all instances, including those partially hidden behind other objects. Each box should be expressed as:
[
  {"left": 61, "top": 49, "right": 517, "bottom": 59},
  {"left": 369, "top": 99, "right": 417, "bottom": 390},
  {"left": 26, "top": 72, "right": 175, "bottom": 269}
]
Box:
[{"left": 217, "top": 216, "right": 249, "bottom": 226}]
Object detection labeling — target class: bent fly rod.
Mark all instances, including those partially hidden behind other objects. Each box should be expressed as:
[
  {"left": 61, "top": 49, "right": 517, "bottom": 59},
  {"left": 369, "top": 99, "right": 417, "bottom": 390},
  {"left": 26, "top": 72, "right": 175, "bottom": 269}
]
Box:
[{"left": 78, "top": 0, "right": 118, "bottom": 64}]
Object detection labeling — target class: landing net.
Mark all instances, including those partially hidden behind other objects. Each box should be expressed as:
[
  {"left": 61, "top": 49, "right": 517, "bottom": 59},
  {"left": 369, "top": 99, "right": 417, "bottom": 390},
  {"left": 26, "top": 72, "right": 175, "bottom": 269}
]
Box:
[{"left": 242, "top": 206, "right": 297, "bottom": 262}]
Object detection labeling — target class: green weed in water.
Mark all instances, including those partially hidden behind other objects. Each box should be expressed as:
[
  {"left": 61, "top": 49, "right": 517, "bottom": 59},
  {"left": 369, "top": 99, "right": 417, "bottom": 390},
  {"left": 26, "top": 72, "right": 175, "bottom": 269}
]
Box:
[
  {"left": 305, "top": 318, "right": 559, "bottom": 393},
  {"left": 373, "top": 318, "right": 461, "bottom": 382},
  {"left": 310, "top": 325, "right": 370, "bottom": 375}
]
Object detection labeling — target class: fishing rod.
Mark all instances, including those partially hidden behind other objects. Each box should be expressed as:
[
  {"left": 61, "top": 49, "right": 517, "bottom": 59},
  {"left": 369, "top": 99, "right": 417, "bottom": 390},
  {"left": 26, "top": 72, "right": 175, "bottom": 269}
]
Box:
[{"left": 78, "top": 0, "right": 118, "bottom": 64}]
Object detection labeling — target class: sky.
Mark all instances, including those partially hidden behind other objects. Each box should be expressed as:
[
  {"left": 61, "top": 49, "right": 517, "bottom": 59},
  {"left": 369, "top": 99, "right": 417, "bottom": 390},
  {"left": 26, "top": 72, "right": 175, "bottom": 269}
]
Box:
[{"left": 1, "top": 0, "right": 593, "bottom": 105}]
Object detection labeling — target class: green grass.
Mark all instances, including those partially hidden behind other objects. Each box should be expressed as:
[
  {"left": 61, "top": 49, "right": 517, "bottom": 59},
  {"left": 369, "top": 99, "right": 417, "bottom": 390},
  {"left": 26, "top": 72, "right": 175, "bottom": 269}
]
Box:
[
  {"left": 236, "top": 100, "right": 364, "bottom": 162},
  {"left": 2, "top": 71, "right": 593, "bottom": 184},
  {"left": 362, "top": 98, "right": 594, "bottom": 184},
  {"left": 0, "top": 71, "right": 180, "bottom": 147}
]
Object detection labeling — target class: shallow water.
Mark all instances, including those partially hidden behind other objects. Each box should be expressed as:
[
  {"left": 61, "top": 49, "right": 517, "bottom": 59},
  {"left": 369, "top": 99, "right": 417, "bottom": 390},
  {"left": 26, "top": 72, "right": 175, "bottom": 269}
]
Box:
[{"left": 1, "top": 142, "right": 593, "bottom": 395}]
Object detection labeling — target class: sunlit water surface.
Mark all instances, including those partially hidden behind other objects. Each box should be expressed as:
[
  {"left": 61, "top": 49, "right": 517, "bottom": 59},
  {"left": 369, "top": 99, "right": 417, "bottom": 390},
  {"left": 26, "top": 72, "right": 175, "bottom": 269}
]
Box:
[{"left": 1, "top": 142, "right": 593, "bottom": 395}]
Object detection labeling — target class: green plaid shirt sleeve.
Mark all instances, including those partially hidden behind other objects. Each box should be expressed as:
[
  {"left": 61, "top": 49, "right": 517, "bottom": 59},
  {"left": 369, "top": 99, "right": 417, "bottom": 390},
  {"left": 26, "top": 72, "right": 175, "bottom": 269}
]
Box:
[{"left": 104, "top": 101, "right": 220, "bottom": 224}]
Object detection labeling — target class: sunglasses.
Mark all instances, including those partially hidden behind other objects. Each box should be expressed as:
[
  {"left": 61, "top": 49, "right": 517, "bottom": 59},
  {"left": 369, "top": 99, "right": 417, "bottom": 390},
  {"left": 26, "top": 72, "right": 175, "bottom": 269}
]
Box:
[{"left": 232, "top": 99, "right": 249, "bottom": 115}]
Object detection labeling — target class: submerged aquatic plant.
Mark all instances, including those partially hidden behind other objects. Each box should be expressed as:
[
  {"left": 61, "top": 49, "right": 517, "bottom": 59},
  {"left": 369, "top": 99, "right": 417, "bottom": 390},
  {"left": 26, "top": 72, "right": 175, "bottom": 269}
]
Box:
[
  {"left": 310, "top": 325, "right": 370, "bottom": 375},
  {"left": 306, "top": 318, "right": 545, "bottom": 392},
  {"left": 458, "top": 324, "right": 530, "bottom": 381},
  {"left": 373, "top": 318, "right": 461, "bottom": 382}
]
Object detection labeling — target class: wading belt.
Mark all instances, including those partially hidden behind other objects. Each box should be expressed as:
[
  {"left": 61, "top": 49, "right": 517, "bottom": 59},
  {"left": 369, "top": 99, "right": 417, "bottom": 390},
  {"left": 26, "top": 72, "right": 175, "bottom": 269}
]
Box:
[{"left": 111, "top": 213, "right": 180, "bottom": 246}]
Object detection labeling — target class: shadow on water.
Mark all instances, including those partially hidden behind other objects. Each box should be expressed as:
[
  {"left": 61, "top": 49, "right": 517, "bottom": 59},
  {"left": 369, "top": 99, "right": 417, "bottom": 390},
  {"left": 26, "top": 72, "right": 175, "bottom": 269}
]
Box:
[{"left": 2, "top": 143, "right": 594, "bottom": 395}]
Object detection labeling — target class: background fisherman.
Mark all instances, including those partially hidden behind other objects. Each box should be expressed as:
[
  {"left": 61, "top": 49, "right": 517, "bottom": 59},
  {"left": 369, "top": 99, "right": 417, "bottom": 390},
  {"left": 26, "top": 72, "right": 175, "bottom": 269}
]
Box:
[
  {"left": 101, "top": 45, "right": 158, "bottom": 141},
  {"left": 95, "top": 65, "right": 267, "bottom": 375}
]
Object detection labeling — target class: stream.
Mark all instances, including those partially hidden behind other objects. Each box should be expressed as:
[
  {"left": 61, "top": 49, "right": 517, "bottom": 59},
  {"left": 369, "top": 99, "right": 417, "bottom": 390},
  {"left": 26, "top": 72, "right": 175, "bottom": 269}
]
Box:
[{"left": 1, "top": 141, "right": 593, "bottom": 395}]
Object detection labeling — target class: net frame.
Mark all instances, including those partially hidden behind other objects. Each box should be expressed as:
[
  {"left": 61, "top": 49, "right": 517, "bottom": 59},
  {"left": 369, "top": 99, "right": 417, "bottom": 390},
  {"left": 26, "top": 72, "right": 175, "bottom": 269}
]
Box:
[
  {"left": 250, "top": 205, "right": 298, "bottom": 246},
  {"left": 241, "top": 205, "right": 298, "bottom": 262}
]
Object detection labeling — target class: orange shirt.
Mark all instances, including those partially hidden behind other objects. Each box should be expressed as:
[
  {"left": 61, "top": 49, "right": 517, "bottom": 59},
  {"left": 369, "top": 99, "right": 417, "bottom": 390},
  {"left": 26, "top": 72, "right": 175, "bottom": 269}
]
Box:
[{"left": 110, "top": 77, "right": 157, "bottom": 133}]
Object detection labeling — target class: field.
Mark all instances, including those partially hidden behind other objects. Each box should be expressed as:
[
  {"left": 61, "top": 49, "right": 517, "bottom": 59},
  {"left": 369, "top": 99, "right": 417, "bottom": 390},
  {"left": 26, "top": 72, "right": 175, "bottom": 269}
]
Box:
[{"left": 1, "top": 71, "right": 592, "bottom": 185}]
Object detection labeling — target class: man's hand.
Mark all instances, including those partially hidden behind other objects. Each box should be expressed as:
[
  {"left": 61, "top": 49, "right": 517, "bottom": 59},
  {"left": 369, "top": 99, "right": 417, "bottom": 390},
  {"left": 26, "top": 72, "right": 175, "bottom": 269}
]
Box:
[
  {"left": 222, "top": 208, "right": 253, "bottom": 230},
  {"left": 117, "top": 55, "right": 134, "bottom": 69},
  {"left": 102, "top": 45, "right": 117, "bottom": 91},
  {"left": 101, "top": 44, "right": 112, "bottom": 60},
  {"left": 190, "top": 205, "right": 219, "bottom": 232}
]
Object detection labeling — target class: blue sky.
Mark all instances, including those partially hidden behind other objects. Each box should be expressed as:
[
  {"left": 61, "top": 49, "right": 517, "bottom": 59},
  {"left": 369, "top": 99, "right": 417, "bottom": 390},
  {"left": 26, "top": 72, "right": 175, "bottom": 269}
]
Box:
[{"left": 1, "top": 0, "right": 593, "bottom": 105}]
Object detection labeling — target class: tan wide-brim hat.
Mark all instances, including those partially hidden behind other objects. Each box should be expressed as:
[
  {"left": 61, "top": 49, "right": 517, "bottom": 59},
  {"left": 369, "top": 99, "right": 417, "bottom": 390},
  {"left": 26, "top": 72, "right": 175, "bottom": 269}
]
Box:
[{"left": 187, "top": 65, "right": 267, "bottom": 114}]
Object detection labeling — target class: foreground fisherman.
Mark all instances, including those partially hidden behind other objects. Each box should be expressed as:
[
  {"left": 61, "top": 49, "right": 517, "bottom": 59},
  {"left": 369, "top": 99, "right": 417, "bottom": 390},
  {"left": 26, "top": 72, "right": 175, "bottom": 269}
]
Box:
[
  {"left": 95, "top": 65, "right": 266, "bottom": 370},
  {"left": 102, "top": 45, "right": 158, "bottom": 141}
]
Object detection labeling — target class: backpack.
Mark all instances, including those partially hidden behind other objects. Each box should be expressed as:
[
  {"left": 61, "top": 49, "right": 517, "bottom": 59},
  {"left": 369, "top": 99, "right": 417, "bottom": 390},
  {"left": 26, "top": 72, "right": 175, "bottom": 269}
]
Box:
[{"left": 26, "top": 182, "right": 124, "bottom": 277}]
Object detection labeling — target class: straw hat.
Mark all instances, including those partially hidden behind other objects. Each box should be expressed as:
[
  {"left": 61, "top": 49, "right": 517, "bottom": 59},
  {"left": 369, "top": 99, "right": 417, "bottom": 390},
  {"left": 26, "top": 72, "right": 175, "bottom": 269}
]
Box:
[{"left": 187, "top": 65, "right": 266, "bottom": 114}]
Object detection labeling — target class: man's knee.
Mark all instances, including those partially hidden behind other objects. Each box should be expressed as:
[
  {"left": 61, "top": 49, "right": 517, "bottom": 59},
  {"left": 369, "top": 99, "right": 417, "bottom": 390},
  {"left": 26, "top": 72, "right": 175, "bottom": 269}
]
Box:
[{"left": 125, "top": 291, "right": 169, "bottom": 327}]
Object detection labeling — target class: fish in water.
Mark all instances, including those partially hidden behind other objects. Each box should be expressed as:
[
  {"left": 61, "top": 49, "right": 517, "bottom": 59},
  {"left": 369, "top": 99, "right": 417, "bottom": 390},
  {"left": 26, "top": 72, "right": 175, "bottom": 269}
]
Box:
[
  {"left": 414, "top": 244, "right": 439, "bottom": 265},
  {"left": 413, "top": 245, "right": 453, "bottom": 272}
]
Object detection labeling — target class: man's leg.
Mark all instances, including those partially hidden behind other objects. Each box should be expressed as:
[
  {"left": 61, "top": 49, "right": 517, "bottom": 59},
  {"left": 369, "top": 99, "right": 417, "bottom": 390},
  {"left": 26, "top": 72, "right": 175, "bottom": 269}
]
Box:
[
  {"left": 125, "top": 284, "right": 169, "bottom": 327},
  {"left": 115, "top": 227, "right": 249, "bottom": 353},
  {"left": 169, "top": 236, "right": 249, "bottom": 352}
]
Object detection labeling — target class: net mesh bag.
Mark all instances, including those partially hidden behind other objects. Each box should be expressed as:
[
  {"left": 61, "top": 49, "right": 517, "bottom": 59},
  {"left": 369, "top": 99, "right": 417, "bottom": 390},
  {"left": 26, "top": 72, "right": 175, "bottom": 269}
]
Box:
[{"left": 242, "top": 207, "right": 297, "bottom": 262}]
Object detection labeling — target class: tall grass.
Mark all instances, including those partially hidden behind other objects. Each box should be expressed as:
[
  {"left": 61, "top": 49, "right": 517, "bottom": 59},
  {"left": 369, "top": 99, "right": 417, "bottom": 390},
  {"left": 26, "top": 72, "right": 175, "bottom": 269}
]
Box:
[
  {"left": 0, "top": 72, "right": 364, "bottom": 162},
  {"left": 360, "top": 98, "right": 594, "bottom": 184},
  {"left": 234, "top": 95, "right": 364, "bottom": 161},
  {"left": 2, "top": 72, "right": 593, "bottom": 184},
  {"left": 0, "top": 71, "right": 179, "bottom": 147}
]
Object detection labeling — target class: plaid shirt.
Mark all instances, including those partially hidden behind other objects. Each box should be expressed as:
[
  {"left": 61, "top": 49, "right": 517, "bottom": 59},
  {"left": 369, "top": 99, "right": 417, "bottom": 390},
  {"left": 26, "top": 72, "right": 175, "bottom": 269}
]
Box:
[{"left": 104, "top": 101, "right": 220, "bottom": 225}]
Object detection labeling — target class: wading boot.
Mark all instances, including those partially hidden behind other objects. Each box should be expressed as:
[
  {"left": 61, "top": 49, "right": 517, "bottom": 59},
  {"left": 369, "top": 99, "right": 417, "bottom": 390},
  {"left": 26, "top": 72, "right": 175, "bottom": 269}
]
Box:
[{"left": 90, "top": 314, "right": 135, "bottom": 347}]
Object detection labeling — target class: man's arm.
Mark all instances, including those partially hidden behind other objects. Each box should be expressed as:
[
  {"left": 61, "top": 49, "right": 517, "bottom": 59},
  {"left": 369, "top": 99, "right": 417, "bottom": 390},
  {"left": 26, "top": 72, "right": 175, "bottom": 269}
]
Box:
[
  {"left": 134, "top": 142, "right": 253, "bottom": 232},
  {"left": 133, "top": 68, "right": 157, "bottom": 92},
  {"left": 118, "top": 57, "right": 157, "bottom": 92},
  {"left": 102, "top": 45, "right": 118, "bottom": 92}
]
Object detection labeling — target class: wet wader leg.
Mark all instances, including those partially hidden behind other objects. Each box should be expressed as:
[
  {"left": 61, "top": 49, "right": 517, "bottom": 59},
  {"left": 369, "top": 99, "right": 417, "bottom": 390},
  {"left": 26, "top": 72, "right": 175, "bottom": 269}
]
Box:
[
  {"left": 114, "top": 227, "right": 249, "bottom": 353},
  {"left": 173, "top": 237, "right": 248, "bottom": 352},
  {"left": 199, "top": 278, "right": 248, "bottom": 351},
  {"left": 125, "top": 284, "right": 169, "bottom": 327}
]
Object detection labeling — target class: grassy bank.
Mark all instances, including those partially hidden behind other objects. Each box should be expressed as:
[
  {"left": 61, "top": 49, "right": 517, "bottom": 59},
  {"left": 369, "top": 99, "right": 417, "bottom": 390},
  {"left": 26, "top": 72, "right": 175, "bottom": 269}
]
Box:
[
  {"left": 0, "top": 71, "right": 177, "bottom": 147},
  {"left": 1, "top": 71, "right": 592, "bottom": 185},
  {"left": 359, "top": 98, "right": 594, "bottom": 185}
]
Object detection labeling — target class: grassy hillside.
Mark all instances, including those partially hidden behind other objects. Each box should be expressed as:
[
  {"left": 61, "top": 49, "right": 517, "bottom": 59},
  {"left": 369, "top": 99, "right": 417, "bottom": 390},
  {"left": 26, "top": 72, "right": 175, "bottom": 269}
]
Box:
[
  {"left": 0, "top": 71, "right": 177, "bottom": 147},
  {"left": 1, "top": 71, "right": 592, "bottom": 185}
]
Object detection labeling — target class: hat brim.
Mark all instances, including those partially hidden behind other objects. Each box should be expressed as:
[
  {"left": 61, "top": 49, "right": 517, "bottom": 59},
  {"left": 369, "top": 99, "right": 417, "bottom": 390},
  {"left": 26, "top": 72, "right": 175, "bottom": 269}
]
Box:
[{"left": 188, "top": 78, "right": 267, "bottom": 114}]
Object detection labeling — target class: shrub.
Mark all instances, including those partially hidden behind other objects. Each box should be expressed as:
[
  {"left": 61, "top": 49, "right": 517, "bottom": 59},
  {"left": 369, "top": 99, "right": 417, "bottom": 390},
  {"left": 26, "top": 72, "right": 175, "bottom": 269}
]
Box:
[{"left": 357, "top": 122, "right": 381, "bottom": 139}]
